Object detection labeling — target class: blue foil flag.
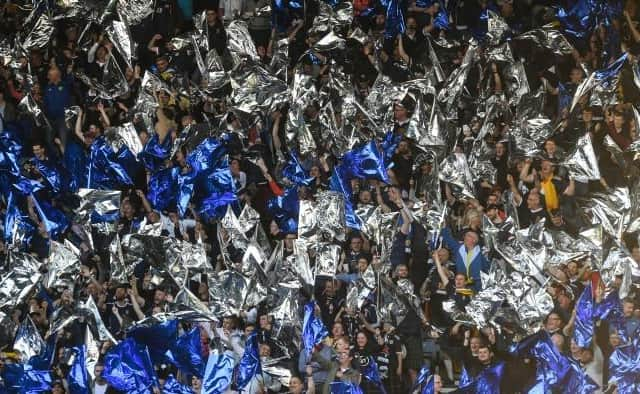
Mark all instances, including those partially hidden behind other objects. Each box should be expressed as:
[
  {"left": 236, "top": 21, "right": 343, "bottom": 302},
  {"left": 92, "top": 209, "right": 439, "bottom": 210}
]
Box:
[
  {"left": 557, "top": 0, "right": 623, "bottom": 39},
  {"left": 186, "top": 137, "right": 226, "bottom": 175},
  {"left": 509, "top": 331, "right": 571, "bottom": 392},
  {"left": 594, "top": 52, "right": 628, "bottom": 89},
  {"left": 412, "top": 366, "right": 434, "bottom": 394},
  {"left": 169, "top": 327, "right": 205, "bottom": 378},
  {"left": 201, "top": 165, "right": 236, "bottom": 201},
  {"left": 3, "top": 199, "right": 36, "bottom": 248},
  {"left": 68, "top": 346, "right": 89, "bottom": 394},
  {"left": 594, "top": 290, "right": 626, "bottom": 342},
  {"left": 176, "top": 138, "right": 227, "bottom": 217},
  {"left": 561, "top": 358, "right": 599, "bottom": 393},
  {"left": 329, "top": 166, "right": 360, "bottom": 229},
  {"left": 235, "top": 333, "right": 261, "bottom": 390},
  {"left": 573, "top": 285, "right": 594, "bottom": 348},
  {"left": 31, "top": 195, "right": 70, "bottom": 239},
  {"left": 192, "top": 159, "right": 237, "bottom": 220},
  {"left": 139, "top": 133, "right": 172, "bottom": 173},
  {"left": 163, "top": 375, "right": 195, "bottom": 394},
  {"left": 198, "top": 192, "right": 238, "bottom": 221},
  {"left": 1, "top": 363, "right": 52, "bottom": 394},
  {"left": 433, "top": 6, "right": 449, "bottom": 30},
  {"left": 384, "top": 0, "right": 405, "bottom": 39},
  {"left": 341, "top": 140, "right": 390, "bottom": 183},
  {"left": 329, "top": 381, "right": 364, "bottom": 394},
  {"left": 282, "top": 151, "right": 314, "bottom": 186},
  {"left": 34, "top": 157, "right": 74, "bottom": 194},
  {"left": 302, "top": 301, "right": 329, "bottom": 357},
  {"left": 28, "top": 333, "right": 57, "bottom": 370},
  {"left": 457, "top": 362, "right": 505, "bottom": 394},
  {"left": 609, "top": 335, "right": 640, "bottom": 394},
  {"left": 267, "top": 186, "right": 300, "bottom": 233},
  {"left": 362, "top": 356, "right": 387, "bottom": 394},
  {"left": 63, "top": 141, "right": 88, "bottom": 192},
  {"left": 557, "top": 0, "right": 596, "bottom": 39},
  {"left": 421, "top": 377, "right": 435, "bottom": 394},
  {"left": 147, "top": 167, "right": 179, "bottom": 212},
  {"left": 103, "top": 338, "right": 157, "bottom": 392},
  {"left": 116, "top": 146, "right": 143, "bottom": 184},
  {"left": 203, "top": 353, "right": 235, "bottom": 394},
  {"left": 177, "top": 168, "right": 196, "bottom": 217},
  {"left": 0, "top": 130, "right": 22, "bottom": 176},
  {"left": 3, "top": 191, "right": 31, "bottom": 244},
  {"left": 381, "top": 131, "right": 399, "bottom": 168},
  {"left": 127, "top": 319, "right": 178, "bottom": 365},
  {"left": 12, "top": 176, "right": 44, "bottom": 196},
  {"left": 459, "top": 366, "right": 472, "bottom": 387},
  {"left": 88, "top": 136, "right": 134, "bottom": 189}
]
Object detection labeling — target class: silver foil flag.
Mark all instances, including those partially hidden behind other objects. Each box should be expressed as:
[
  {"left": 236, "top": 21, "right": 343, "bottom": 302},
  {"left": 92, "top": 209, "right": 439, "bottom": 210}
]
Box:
[
  {"left": 438, "top": 153, "right": 475, "bottom": 199},
  {"left": 13, "top": 316, "right": 45, "bottom": 363},
  {"left": 116, "top": 0, "right": 154, "bottom": 25},
  {"left": 82, "top": 296, "right": 117, "bottom": 344},
  {"left": 106, "top": 20, "right": 134, "bottom": 67},
  {"left": 513, "top": 28, "right": 575, "bottom": 57},
  {"left": 562, "top": 132, "right": 601, "bottom": 182},
  {"left": 46, "top": 240, "right": 81, "bottom": 290},
  {"left": 104, "top": 123, "right": 144, "bottom": 156},
  {"left": 578, "top": 188, "right": 631, "bottom": 240},
  {"left": 0, "top": 251, "right": 42, "bottom": 311},
  {"left": 226, "top": 20, "right": 259, "bottom": 65},
  {"left": 22, "top": 14, "right": 54, "bottom": 50},
  {"left": 316, "top": 243, "right": 341, "bottom": 278}
]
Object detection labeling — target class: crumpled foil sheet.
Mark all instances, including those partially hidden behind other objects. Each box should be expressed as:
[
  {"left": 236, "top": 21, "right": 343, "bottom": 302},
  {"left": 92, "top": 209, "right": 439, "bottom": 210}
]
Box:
[
  {"left": 0, "top": 251, "right": 42, "bottom": 311},
  {"left": 104, "top": 123, "right": 144, "bottom": 156},
  {"left": 438, "top": 153, "right": 476, "bottom": 199},
  {"left": 117, "top": 0, "right": 154, "bottom": 25},
  {"left": 46, "top": 240, "right": 81, "bottom": 290},
  {"left": 562, "top": 132, "right": 601, "bottom": 182},
  {"left": 21, "top": 14, "right": 54, "bottom": 50}
]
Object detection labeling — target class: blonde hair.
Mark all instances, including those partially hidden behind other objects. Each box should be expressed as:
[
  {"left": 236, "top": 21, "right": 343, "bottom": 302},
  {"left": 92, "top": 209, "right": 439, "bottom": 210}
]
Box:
[{"left": 463, "top": 208, "right": 482, "bottom": 228}]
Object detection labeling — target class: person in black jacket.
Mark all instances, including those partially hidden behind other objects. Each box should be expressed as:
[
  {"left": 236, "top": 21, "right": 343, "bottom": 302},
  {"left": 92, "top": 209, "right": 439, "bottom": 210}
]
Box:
[{"left": 205, "top": 8, "right": 227, "bottom": 58}]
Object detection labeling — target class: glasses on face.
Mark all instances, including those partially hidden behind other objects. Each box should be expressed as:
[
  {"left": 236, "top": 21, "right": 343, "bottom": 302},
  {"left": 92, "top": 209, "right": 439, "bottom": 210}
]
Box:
[{"left": 407, "top": 25, "right": 417, "bottom": 29}]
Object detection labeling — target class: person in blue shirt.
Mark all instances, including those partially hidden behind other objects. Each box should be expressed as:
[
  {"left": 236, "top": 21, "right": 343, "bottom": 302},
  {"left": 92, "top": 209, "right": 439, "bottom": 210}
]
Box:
[
  {"left": 43, "top": 65, "right": 73, "bottom": 151},
  {"left": 440, "top": 228, "right": 491, "bottom": 292}
]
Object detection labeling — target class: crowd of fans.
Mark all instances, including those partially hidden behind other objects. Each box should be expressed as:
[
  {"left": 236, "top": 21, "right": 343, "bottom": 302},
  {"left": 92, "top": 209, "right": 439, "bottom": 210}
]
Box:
[{"left": 0, "top": 0, "right": 640, "bottom": 393}]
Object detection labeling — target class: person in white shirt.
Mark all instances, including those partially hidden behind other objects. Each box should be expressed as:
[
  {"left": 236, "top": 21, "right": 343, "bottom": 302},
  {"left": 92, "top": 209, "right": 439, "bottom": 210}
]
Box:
[
  {"left": 230, "top": 158, "right": 247, "bottom": 191},
  {"left": 92, "top": 362, "right": 108, "bottom": 394}
]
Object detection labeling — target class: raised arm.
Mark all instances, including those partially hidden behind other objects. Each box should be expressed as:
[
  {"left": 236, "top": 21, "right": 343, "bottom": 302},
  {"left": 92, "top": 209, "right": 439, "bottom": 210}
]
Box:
[
  {"left": 396, "top": 34, "right": 411, "bottom": 65},
  {"left": 75, "top": 108, "right": 87, "bottom": 144},
  {"left": 519, "top": 158, "right": 535, "bottom": 184},
  {"left": 97, "top": 102, "right": 110, "bottom": 128},
  {"left": 625, "top": 11, "right": 640, "bottom": 43},
  {"left": 491, "top": 63, "right": 502, "bottom": 93},
  {"left": 136, "top": 189, "right": 153, "bottom": 213},
  {"left": 506, "top": 174, "right": 522, "bottom": 206},
  {"left": 433, "top": 250, "right": 450, "bottom": 288},
  {"left": 128, "top": 289, "right": 146, "bottom": 321}
]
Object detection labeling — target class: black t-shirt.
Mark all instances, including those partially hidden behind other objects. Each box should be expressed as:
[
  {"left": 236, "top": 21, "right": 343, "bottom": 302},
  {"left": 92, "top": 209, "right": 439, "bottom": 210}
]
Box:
[
  {"left": 318, "top": 293, "right": 345, "bottom": 328},
  {"left": 382, "top": 58, "right": 411, "bottom": 83},
  {"left": 207, "top": 21, "right": 228, "bottom": 57},
  {"left": 518, "top": 205, "right": 550, "bottom": 228},
  {"left": 401, "top": 32, "right": 426, "bottom": 63},
  {"left": 391, "top": 153, "right": 413, "bottom": 191},
  {"left": 107, "top": 300, "right": 136, "bottom": 334},
  {"left": 377, "top": 333, "right": 402, "bottom": 379}
]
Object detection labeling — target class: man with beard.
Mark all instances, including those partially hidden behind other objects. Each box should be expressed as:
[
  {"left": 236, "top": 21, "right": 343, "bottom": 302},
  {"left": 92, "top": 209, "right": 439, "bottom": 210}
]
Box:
[{"left": 93, "top": 362, "right": 108, "bottom": 394}]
